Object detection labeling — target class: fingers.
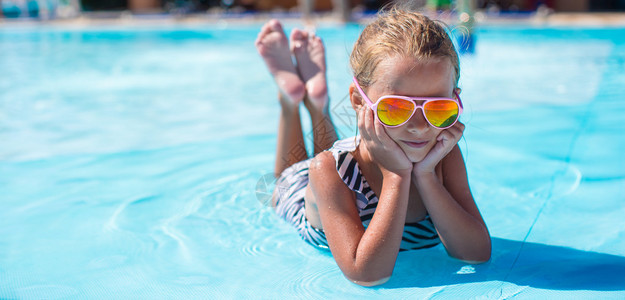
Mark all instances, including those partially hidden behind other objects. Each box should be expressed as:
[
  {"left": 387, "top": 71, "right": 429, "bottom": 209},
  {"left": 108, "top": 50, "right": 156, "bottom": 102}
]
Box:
[
  {"left": 359, "top": 105, "right": 371, "bottom": 140},
  {"left": 451, "top": 121, "right": 465, "bottom": 133},
  {"left": 415, "top": 123, "right": 463, "bottom": 174},
  {"left": 373, "top": 111, "right": 393, "bottom": 145},
  {"left": 357, "top": 106, "right": 367, "bottom": 139},
  {"left": 447, "top": 122, "right": 465, "bottom": 141},
  {"left": 435, "top": 122, "right": 465, "bottom": 154},
  {"left": 362, "top": 105, "right": 390, "bottom": 146}
]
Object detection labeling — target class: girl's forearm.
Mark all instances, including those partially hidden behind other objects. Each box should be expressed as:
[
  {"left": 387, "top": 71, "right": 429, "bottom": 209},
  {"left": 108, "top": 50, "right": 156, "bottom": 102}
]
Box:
[
  {"left": 350, "top": 171, "right": 411, "bottom": 281},
  {"left": 415, "top": 172, "right": 491, "bottom": 262}
]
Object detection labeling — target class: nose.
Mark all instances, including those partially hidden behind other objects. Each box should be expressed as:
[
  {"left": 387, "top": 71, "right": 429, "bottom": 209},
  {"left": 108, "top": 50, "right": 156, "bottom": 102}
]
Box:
[{"left": 405, "top": 108, "right": 430, "bottom": 132}]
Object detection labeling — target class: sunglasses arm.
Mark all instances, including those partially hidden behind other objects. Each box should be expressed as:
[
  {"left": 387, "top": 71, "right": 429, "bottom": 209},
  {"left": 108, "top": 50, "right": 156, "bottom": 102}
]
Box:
[
  {"left": 352, "top": 77, "right": 375, "bottom": 108},
  {"left": 454, "top": 90, "right": 464, "bottom": 109}
]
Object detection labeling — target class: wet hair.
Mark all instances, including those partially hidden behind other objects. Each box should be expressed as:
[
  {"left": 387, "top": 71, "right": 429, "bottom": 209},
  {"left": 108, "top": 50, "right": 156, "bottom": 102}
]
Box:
[{"left": 350, "top": 7, "right": 460, "bottom": 90}]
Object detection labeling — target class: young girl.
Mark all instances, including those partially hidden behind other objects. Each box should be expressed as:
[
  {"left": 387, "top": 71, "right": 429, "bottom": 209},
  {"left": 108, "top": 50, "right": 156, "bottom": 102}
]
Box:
[{"left": 255, "top": 8, "right": 491, "bottom": 286}]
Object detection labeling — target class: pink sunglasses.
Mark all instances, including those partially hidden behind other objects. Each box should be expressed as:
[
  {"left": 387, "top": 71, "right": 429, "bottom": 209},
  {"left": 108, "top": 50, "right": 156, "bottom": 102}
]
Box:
[{"left": 354, "top": 77, "right": 463, "bottom": 129}]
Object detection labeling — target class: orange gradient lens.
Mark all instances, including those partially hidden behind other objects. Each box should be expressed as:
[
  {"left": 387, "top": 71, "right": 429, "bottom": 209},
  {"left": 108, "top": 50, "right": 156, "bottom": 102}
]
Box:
[
  {"left": 423, "top": 100, "right": 459, "bottom": 128},
  {"left": 377, "top": 98, "right": 415, "bottom": 126}
]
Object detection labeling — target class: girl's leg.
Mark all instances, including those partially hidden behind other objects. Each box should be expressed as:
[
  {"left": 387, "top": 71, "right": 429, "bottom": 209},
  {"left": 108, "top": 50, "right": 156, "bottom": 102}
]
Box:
[
  {"left": 290, "top": 29, "right": 338, "bottom": 155},
  {"left": 255, "top": 20, "right": 308, "bottom": 177}
]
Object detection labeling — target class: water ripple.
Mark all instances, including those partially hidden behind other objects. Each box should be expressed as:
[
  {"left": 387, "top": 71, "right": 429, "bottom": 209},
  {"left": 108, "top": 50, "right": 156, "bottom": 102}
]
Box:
[
  {"left": 239, "top": 231, "right": 302, "bottom": 259},
  {"left": 158, "top": 196, "right": 203, "bottom": 262},
  {"left": 281, "top": 265, "right": 340, "bottom": 299},
  {"left": 103, "top": 195, "right": 158, "bottom": 233}
]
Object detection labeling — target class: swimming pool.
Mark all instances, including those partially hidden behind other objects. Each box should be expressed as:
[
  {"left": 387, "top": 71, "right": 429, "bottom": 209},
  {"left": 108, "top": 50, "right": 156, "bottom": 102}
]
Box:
[{"left": 1, "top": 21, "right": 624, "bottom": 298}]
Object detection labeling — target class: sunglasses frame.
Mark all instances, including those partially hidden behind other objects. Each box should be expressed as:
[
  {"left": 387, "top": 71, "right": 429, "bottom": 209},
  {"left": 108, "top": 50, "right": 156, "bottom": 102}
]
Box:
[{"left": 353, "top": 77, "right": 464, "bottom": 129}]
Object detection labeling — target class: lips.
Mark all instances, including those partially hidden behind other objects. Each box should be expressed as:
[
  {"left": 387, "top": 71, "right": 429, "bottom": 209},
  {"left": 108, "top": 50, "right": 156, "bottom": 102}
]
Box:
[{"left": 402, "top": 140, "right": 429, "bottom": 149}]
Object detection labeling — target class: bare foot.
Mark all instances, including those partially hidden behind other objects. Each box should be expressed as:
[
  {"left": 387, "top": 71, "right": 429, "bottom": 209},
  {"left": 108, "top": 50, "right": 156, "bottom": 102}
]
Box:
[
  {"left": 290, "top": 28, "right": 329, "bottom": 114},
  {"left": 255, "top": 20, "right": 305, "bottom": 107}
]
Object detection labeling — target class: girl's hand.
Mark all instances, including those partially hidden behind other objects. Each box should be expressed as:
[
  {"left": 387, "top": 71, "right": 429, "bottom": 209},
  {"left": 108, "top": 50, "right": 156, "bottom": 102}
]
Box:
[
  {"left": 359, "top": 106, "right": 412, "bottom": 175},
  {"left": 413, "top": 122, "right": 465, "bottom": 176}
]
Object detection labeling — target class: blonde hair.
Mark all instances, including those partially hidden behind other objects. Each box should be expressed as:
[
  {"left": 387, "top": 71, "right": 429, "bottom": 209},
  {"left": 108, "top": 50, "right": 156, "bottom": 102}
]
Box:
[{"left": 350, "top": 7, "right": 460, "bottom": 89}]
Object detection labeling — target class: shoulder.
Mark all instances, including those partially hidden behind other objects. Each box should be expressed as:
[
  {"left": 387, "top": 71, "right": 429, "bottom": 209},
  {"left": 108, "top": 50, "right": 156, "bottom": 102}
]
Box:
[
  {"left": 309, "top": 151, "right": 343, "bottom": 189},
  {"left": 310, "top": 150, "right": 336, "bottom": 172},
  {"left": 308, "top": 151, "right": 354, "bottom": 204}
]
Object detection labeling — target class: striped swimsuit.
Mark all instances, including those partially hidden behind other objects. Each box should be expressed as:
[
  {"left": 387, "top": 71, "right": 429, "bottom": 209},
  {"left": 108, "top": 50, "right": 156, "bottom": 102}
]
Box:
[{"left": 273, "top": 136, "right": 441, "bottom": 251}]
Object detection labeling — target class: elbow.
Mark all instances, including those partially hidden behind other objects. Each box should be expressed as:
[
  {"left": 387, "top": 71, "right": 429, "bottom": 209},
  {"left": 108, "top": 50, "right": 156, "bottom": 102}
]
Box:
[
  {"left": 452, "top": 241, "right": 492, "bottom": 264},
  {"left": 451, "top": 252, "right": 491, "bottom": 264},
  {"left": 341, "top": 265, "right": 393, "bottom": 287},
  {"left": 459, "top": 252, "right": 491, "bottom": 264},
  {"left": 346, "top": 273, "right": 391, "bottom": 287}
]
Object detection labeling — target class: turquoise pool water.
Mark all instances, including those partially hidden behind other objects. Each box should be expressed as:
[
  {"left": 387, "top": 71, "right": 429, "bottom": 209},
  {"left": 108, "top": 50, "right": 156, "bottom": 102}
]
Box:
[{"left": 1, "top": 22, "right": 624, "bottom": 298}]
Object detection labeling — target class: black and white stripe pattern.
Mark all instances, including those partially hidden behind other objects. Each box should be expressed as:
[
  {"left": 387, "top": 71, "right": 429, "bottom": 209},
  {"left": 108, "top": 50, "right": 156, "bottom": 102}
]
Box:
[
  {"left": 274, "top": 158, "right": 329, "bottom": 249},
  {"left": 330, "top": 137, "right": 440, "bottom": 251},
  {"left": 274, "top": 136, "right": 440, "bottom": 252}
]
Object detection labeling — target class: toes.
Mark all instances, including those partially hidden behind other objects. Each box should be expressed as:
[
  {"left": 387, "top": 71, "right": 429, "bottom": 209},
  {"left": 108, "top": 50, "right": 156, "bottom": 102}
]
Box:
[
  {"left": 290, "top": 29, "right": 303, "bottom": 42},
  {"left": 256, "top": 20, "right": 279, "bottom": 45},
  {"left": 255, "top": 28, "right": 267, "bottom": 46},
  {"left": 259, "top": 20, "right": 276, "bottom": 36},
  {"left": 268, "top": 19, "right": 283, "bottom": 32},
  {"left": 290, "top": 29, "right": 308, "bottom": 51},
  {"left": 261, "top": 22, "right": 272, "bottom": 34},
  {"left": 259, "top": 19, "right": 284, "bottom": 39},
  {"left": 310, "top": 35, "right": 321, "bottom": 47},
  {"left": 292, "top": 28, "right": 309, "bottom": 38},
  {"left": 256, "top": 19, "right": 290, "bottom": 53},
  {"left": 312, "top": 32, "right": 322, "bottom": 43}
]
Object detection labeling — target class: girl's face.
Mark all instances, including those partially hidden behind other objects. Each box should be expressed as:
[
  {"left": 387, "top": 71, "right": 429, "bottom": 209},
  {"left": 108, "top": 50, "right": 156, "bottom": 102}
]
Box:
[{"left": 364, "top": 55, "right": 457, "bottom": 163}]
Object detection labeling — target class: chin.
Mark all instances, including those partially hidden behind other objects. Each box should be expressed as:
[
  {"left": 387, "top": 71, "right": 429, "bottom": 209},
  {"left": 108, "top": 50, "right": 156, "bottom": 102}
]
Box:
[
  {"left": 407, "top": 154, "right": 426, "bottom": 163},
  {"left": 396, "top": 140, "right": 435, "bottom": 163},
  {"left": 401, "top": 146, "right": 429, "bottom": 163}
]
